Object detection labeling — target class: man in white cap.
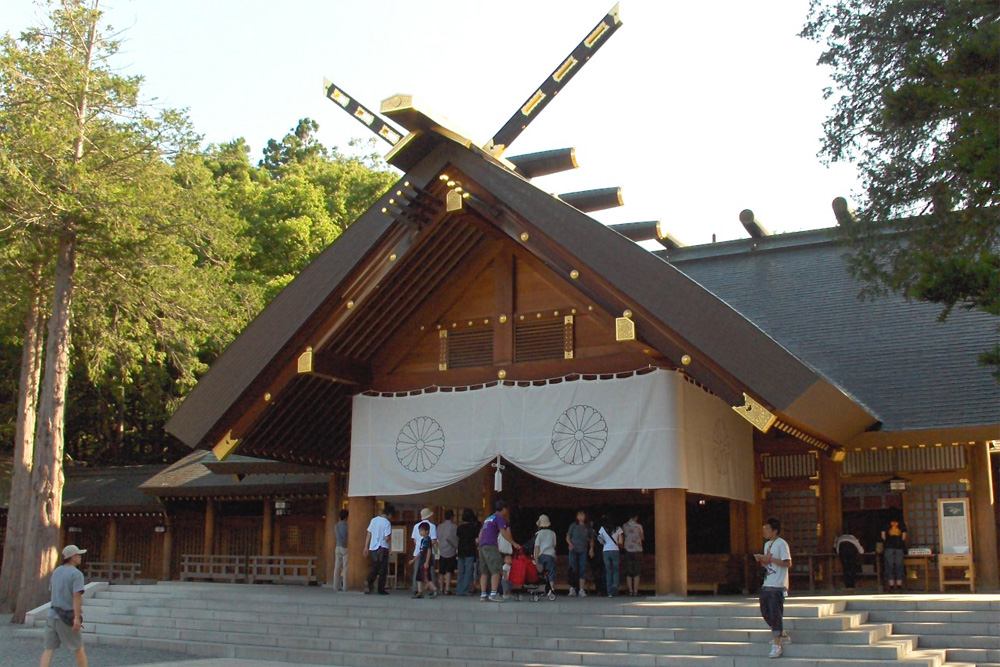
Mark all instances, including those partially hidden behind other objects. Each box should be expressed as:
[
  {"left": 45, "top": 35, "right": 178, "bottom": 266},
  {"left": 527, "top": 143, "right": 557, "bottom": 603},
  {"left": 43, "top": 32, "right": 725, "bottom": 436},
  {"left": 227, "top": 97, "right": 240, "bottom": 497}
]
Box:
[
  {"left": 40, "top": 545, "right": 88, "bottom": 667},
  {"left": 411, "top": 508, "right": 438, "bottom": 592}
]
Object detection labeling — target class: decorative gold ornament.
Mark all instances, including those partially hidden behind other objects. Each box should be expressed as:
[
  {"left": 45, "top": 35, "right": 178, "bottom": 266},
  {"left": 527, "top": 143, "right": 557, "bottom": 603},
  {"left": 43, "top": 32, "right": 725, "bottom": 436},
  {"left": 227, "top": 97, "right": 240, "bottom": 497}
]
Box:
[
  {"left": 297, "top": 347, "right": 313, "bottom": 374},
  {"left": 570, "top": 269, "right": 580, "bottom": 279},
  {"left": 520, "top": 232, "right": 530, "bottom": 242},
  {"left": 264, "top": 392, "right": 272, "bottom": 402},
  {"left": 499, "top": 314, "right": 507, "bottom": 324},
  {"left": 615, "top": 314, "right": 636, "bottom": 342},
  {"left": 497, "top": 369, "right": 507, "bottom": 379},
  {"left": 212, "top": 430, "right": 241, "bottom": 462},
  {"left": 439, "top": 174, "right": 449, "bottom": 181},
  {"left": 389, "top": 253, "right": 397, "bottom": 262},
  {"left": 468, "top": 320, "right": 473, "bottom": 326},
  {"left": 623, "top": 309, "right": 632, "bottom": 319},
  {"left": 733, "top": 392, "right": 777, "bottom": 432},
  {"left": 346, "top": 300, "right": 355, "bottom": 309},
  {"left": 680, "top": 354, "right": 692, "bottom": 366},
  {"left": 484, "top": 319, "right": 489, "bottom": 325}
]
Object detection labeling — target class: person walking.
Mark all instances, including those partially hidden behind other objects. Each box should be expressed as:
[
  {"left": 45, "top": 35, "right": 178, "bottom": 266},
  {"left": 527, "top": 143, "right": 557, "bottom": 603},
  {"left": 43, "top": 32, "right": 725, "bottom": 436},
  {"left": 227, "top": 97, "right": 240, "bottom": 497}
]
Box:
[
  {"left": 622, "top": 512, "right": 645, "bottom": 596},
  {"left": 565, "top": 510, "right": 593, "bottom": 597},
  {"left": 363, "top": 503, "right": 395, "bottom": 594},
  {"left": 40, "top": 545, "right": 88, "bottom": 667},
  {"left": 437, "top": 509, "right": 459, "bottom": 595},
  {"left": 478, "top": 500, "right": 519, "bottom": 602},
  {"left": 410, "top": 522, "right": 439, "bottom": 599},
  {"left": 834, "top": 532, "right": 864, "bottom": 592},
  {"left": 755, "top": 517, "right": 792, "bottom": 659},
  {"left": 881, "top": 513, "right": 907, "bottom": 593},
  {"left": 332, "top": 509, "right": 349, "bottom": 591},
  {"left": 411, "top": 508, "right": 438, "bottom": 593},
  {"left": 533, "top": 514, "right": 557, "bottom": 596},
  {"left": 456, "top": 508, "right": 479, "bottom": 596},
  {"left": 597, "top": 515, "right": 623, "bottom": 598}
]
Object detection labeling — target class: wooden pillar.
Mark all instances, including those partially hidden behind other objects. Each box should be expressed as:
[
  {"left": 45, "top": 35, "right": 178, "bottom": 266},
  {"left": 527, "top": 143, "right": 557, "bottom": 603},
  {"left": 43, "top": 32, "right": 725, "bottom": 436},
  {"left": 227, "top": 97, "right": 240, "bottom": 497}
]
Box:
[
  {"left": 106, "top": 518, "right": 118, "bottom": 563},
  {"left": 323, "top": 473, "right": 341, "bottom": 584},
  {"left": 262, "top": 500, "right": 273, "bottom": 556},
  {"left": 730, "top": 501, "right": 747, "bottom": 556},
  {"left": 970, "top": 442, "right": 999, "bottom": 590},
  {"left": 204, "top": 500, "right": 215, "bottom": 555},
  {"left": 819, "top": 454, "right": 842, "bottom": 547},
  {"left": 347, "top": 496, "right": 377, "bottom": 591},
  {"left": 654, "top": 488, "right": 687, "bottom": 596},
  {"left": 160, "top": 522, "right": 173, "bottom": 580}
]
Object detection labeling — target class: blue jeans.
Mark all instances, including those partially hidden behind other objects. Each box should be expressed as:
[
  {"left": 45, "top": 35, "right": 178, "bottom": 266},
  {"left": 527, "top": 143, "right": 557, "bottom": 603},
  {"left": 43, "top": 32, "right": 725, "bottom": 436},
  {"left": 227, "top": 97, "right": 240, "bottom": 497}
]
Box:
[
  {"left": 537, "top": 554, "right": 556, "bottom": 587},
  {"left": 603, "top": 550, "right": 620, "bottom": 596},
  {"left": 457, "top": 556, "right": 476, "bottom": 595},
  {"left": 568, "top": 550, "right": 588, "bottom": 584},
  {"left": 759, "top": 587, "right": 785, "bottom": 637},
  {"left": 884, "top": 547, "right": 905, "bottom": 581}
]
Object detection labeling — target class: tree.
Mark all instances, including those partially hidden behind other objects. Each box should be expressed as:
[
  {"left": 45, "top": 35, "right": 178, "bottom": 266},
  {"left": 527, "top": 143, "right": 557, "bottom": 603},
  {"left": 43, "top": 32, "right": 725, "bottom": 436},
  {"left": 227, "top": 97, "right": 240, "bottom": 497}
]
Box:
[
  {"left": 801, "top": 0, "right": 1000, "bottom": 373},
  {"left": 0, "top": 0, "right": 241, "bottom": 619}
]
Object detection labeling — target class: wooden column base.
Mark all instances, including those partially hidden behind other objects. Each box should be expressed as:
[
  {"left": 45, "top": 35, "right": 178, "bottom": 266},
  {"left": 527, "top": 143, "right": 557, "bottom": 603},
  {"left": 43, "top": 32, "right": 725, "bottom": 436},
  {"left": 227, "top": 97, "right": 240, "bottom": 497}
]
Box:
[
  {"left": 347, "top": 496, "right": 377, "bottom": 591},
  {"left": 654, "top": 488, "right": 687, "bottom": 596}
]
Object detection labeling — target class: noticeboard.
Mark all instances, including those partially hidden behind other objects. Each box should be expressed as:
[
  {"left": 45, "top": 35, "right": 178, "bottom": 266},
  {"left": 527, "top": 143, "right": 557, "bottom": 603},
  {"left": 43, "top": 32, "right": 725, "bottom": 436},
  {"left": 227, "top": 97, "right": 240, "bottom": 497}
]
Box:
[{"left": 937, "top": 498, "right": 972, "bottom": 555}]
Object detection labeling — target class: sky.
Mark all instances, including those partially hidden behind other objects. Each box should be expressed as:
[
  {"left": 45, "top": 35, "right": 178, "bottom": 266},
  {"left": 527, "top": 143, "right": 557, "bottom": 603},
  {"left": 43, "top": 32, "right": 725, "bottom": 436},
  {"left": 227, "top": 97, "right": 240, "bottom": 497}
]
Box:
[{"left": 1, "top": 0, "right": 862, "bottom": 246}]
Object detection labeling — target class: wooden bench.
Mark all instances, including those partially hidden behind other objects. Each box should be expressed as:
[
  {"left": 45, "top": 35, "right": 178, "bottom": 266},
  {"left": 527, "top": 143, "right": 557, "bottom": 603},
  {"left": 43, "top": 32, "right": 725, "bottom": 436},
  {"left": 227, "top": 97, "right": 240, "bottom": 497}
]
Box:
[
  {"left": 248, "top": 556, "right": 317, "bottom": 586},
  {"left": 180, "top": 554, "right": 246, "bottom": 583},
  {"left": 686, "top": 582, "right": 719, "bottom": 595},
  {"left": 84, "top": 562, "right": 142, "bottom": 584}
]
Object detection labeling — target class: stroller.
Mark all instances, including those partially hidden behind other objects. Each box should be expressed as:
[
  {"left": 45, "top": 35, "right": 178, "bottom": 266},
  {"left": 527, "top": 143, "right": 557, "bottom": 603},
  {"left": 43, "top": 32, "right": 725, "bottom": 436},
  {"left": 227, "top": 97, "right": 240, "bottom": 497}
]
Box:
[{"left": 510, "top": 548, "right": 555, "bottom": 601}]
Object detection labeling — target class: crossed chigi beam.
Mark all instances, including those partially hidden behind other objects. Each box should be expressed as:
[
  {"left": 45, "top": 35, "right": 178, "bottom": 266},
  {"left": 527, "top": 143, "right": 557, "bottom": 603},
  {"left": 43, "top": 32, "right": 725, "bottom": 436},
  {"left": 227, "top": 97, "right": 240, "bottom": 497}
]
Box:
[{"left": 322, "top": 3, "right": 621, "bottom": 181}]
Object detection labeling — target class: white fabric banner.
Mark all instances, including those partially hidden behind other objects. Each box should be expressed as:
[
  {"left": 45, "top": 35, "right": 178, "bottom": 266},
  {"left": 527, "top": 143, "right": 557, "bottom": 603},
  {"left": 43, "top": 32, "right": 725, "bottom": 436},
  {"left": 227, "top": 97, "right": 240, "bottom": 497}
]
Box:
[{"left": 348, "top": 369, "right": 753, "bottom": 502}]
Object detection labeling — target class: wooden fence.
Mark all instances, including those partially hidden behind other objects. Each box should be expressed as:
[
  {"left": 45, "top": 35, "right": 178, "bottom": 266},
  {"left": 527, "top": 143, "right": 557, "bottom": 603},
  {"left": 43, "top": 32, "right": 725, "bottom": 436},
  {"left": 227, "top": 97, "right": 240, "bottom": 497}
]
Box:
[{"left": 84, "top": 562, "right": 142, "bottom": 584}]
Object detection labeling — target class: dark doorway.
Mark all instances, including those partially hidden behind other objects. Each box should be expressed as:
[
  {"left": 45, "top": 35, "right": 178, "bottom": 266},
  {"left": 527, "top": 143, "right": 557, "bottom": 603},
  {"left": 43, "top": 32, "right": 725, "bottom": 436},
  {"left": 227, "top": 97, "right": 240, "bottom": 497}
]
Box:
[{"left": 686, "top": 495, "right": 730, "bottom": 554}]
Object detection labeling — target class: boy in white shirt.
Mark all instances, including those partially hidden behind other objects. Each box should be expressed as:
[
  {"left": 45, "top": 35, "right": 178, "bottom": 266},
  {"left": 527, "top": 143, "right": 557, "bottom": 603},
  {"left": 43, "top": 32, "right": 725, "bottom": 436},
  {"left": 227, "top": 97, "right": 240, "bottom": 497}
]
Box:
[{"left": 755, "top": 517, "right": 792, "bottom": 658}]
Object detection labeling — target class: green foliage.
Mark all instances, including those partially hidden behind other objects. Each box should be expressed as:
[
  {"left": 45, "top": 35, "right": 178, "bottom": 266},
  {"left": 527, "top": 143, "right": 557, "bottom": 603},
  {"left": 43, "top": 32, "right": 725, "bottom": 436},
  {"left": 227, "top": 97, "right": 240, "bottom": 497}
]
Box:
[{"left": 802, "top": 0, "right": 1000, "bottom": 375}]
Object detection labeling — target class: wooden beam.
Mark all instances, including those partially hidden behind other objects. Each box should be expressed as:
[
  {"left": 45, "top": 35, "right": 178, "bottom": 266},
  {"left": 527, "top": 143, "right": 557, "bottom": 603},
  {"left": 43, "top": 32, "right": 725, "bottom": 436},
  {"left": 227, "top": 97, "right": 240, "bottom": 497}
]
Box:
[
  {"left": 309, "top": 351, "right": 371, "bottom": 385},
  {"left": 370, "top": 351, "right": 653, "bottom": 392},
  {"left": 494, "top": 253, "right": 514, "bottom": 365}
]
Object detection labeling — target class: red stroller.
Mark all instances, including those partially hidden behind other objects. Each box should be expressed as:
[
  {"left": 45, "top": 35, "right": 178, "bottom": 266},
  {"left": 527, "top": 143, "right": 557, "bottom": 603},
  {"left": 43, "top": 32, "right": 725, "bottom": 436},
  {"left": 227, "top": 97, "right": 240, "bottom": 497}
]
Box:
[{"left": 509, "top": 549, "right": 555, "bottom": 601}]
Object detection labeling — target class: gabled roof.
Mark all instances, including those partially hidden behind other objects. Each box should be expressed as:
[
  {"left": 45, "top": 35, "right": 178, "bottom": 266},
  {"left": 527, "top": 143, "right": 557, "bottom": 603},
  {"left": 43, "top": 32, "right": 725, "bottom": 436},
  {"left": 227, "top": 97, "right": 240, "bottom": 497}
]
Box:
[
  {"left": 61, "top": 465, "right": 167, "bottom": 514},
  {"left": 166, "top": 134, "right": 877, "bottom": 463},
  {"left": 140, "top": 450, "right": 330, "bottom": 499},
  {"left": 662, "top": 228, "right": 1000, "bottom": 434}
]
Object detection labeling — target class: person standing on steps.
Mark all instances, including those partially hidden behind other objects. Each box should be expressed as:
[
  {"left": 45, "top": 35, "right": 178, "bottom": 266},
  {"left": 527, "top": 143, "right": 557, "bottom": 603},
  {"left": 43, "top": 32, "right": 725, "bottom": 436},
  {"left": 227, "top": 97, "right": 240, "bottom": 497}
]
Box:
[
  {"left": 597, "top": 514, "right": 623, "bottom": 598},
  {"left": 436, "top": 509, "right": 459, "bottom": 595},
  {"left": 478, "top": 500, "right": 520, "bottom": 602},
  {"left": 755, "top": 517, "right": 792, "bottom": 659},
  {"left": 565, "top": 509, "right": 594, "bottom": 597},
  {"left": 622, "top": 512, "right": 645, "bottom": 596},
  {"left": 332, "top": 509, "right": 349, "bottom": 591},
  {"left": 881, "top": 512, "right": 907, "bottom": 593},
  {"left": 40, "top": 545, "right": 88, "bottom": 667},
  {"left": 411, "top": 508, "right": 438, "bottom": 593},
  {"left": 455, "top": 508, "right": 480, "bottom": 596},
  {"left": 364, "top": 503, "right": 395, "bottom": 594}
]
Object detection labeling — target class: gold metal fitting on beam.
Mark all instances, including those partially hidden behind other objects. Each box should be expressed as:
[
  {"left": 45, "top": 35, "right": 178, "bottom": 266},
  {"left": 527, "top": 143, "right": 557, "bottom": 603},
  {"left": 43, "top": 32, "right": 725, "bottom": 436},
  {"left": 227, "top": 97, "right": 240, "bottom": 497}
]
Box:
[
  {"left": 733, "top": 392, "right": 777, "bottom": 432},
  {"left": 297, "top": 347, "right": 314, "bottom": 374},
  {"left": 680, "top": 354, "right": 692, "bottom": 366},
  {"left": 570, "top": 270, "right": 580, "bottom": 279},
  {"left": 212, "top": 430, "right": 241, "bottom": 462},
  {"left": 615, "top": 314, "right": 635, "bottom": 342},
  {"left": 520, "top": 232, "right": 530, "bottom": 242},
  {"left": 497, "top": 369, "right": 507, "bottom": 379}
]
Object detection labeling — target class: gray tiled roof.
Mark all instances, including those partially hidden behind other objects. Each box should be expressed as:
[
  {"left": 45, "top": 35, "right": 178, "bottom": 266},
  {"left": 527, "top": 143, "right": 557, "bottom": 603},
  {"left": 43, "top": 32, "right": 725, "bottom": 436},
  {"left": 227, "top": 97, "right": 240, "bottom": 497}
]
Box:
[
  {"left": 62, "top": 465, "right": 167, "bottom": 512},
  {"left": 663, "top": 230, "right": 1000, "bottom": 432}
]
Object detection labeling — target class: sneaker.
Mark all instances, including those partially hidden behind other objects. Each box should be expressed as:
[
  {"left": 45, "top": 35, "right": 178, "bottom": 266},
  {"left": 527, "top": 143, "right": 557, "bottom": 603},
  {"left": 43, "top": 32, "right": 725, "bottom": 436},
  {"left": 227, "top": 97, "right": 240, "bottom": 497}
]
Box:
[
  {"left": 479, "top": 594, "right": 488, "bottom": 602},
  {"left": 412, "top": 592, "right": 423, "bottom": 599},
  {"left": 429, "top": 591, "right": 437, "bottom": 599},
  {"left": 489, "top": 594, "right": 504, "bottom": 603},
  {"left": 502, "top": 593, "right": 510, "bottom": 601},
  {"left": 780, "top": 633, "right": 791, "bottom": 644},
  {"left": 769, "top": 643, "right": 783, "bottom": 659},
  {"left": 579, "top": 589, "right": 587, "bottom": 597},
  {"left": 567, "top": 587, "right": 576, "bottom": 597}
]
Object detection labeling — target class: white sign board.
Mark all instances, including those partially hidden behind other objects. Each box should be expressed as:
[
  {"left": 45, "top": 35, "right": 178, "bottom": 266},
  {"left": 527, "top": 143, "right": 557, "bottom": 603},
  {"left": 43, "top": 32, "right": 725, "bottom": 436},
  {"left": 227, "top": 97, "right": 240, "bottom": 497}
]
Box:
[{"left": 938, "top": 498, "right": 971, "bottom": 555}]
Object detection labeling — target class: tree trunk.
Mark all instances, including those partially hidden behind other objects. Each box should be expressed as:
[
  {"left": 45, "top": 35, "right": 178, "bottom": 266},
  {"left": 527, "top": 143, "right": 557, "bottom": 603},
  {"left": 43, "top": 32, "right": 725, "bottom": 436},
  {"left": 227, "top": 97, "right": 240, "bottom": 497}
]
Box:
[
  {"left": 0, "top": 277, "right": 45, "bottom": 613},
  {"left": 12, "top": 233, "right": 77, "bottom": 623}
]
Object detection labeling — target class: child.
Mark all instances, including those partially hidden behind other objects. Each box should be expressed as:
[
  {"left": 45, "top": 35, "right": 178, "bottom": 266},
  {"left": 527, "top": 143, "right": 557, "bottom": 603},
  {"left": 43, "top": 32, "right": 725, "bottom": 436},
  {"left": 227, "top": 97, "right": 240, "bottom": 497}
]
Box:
[
  {"left": 533, "top": 514, "right": 557, "bottom": 595},
  {"left": 410, "top": 523, "right": 438, "bottom": 598},
  {"left": 498, "top": 533, "right": 514, "bottom": 599}
]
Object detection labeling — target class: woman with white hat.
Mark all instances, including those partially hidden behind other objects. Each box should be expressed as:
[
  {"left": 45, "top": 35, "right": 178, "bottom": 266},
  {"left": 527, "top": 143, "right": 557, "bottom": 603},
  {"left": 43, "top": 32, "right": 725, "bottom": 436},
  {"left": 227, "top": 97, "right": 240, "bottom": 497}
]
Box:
[{"left": 533, "top": 514, "right": 557, "bottom": 597}]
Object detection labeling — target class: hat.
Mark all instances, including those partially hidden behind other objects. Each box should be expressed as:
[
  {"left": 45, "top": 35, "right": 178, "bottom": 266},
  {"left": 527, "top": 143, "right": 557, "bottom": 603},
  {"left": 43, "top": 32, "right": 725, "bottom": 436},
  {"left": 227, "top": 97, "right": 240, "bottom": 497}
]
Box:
[
  {"left": 536, "top": 514, "right": 551, "bottom": 528},
  {"left": 62, "top": 545, "right": 87, "bottom": 559},
  {"left": 419, "top": 508, "right": 434, "bottom": 520}
]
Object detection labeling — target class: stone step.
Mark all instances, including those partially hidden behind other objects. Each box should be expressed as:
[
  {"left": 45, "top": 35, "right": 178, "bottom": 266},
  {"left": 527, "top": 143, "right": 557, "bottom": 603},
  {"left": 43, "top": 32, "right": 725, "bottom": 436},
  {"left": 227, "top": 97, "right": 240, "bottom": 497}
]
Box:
[
  {"left": 917, "top": 634, "right": 1000, "bottom": 650},
  {"left": 76, "top": 605, "right": 889, "bottom": 646},
  {"left": 866, "top": 609, "right": 1000, "bottom": 628},
  {"left": 946, "top": 647, "right": 1000, "bottom": 664},
  {"left": 891, "top": 620, "right": 1000, "bottom": 637},
  {"left": 80, "top": 632, "right": 948, "bottom": 667},
  {"left": 845, "top": 598, "right": 1000, "bottom": 612}
]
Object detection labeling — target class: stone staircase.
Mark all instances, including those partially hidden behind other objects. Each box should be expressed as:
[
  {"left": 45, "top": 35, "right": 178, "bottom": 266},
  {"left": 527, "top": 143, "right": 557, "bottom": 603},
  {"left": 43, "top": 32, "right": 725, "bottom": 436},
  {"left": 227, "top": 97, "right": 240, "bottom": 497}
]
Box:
[
  {"left": 843, "top": 595, "right": 1000, "bottom": 667},
  {"left": 15, "top": 582, "right": 992, "bottom": 667}
]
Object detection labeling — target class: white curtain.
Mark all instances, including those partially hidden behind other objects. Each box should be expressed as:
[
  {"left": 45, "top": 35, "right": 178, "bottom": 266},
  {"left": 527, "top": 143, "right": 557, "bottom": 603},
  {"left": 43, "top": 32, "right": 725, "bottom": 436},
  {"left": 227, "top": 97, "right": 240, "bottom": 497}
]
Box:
[{"left": 348, "top": 369, "right": 753, "bottom": 502}]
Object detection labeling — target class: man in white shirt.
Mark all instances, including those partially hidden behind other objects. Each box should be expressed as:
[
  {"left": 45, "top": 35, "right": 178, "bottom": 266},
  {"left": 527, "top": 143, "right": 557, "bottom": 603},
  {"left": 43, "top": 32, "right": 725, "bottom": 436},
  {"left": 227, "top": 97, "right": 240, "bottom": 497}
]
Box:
[
  {"left": 755, "top": 517, "right": 792, "bottom": 659},
  {"left": 363, "top": 504, "right": 395, "bottom": 594}
]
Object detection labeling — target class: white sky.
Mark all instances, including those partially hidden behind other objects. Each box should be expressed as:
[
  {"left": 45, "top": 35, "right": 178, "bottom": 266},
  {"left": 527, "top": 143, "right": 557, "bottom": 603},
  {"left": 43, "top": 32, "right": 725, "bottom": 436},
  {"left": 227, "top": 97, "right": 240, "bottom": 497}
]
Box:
[{"left": 1, "top": 0, "right": 861, "bottom": 245}]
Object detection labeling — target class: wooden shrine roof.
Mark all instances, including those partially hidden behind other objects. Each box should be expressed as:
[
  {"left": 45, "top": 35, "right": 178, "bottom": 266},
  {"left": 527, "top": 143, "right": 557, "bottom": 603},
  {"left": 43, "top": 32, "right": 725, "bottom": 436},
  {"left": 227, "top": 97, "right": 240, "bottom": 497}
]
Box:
[
  {"left": 165, "top": 134, "right": 878, "bottom": 467},
  {"left": 62, "top": 465, "right": 167, "bottom": 515}
]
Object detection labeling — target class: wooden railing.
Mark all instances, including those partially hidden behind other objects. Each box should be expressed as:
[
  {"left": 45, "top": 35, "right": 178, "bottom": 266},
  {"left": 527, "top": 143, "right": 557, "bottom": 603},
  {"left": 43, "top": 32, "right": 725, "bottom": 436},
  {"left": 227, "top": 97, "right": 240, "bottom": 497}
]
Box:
[
  {"left": 180, "top": 554, "right": 246, "bottom": 583},
  {"left": 248, "top": 556, "right": 317, "bottom": 586},
  {"left": 84, "top": 562, "right": 142, "bottom": 584}
]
